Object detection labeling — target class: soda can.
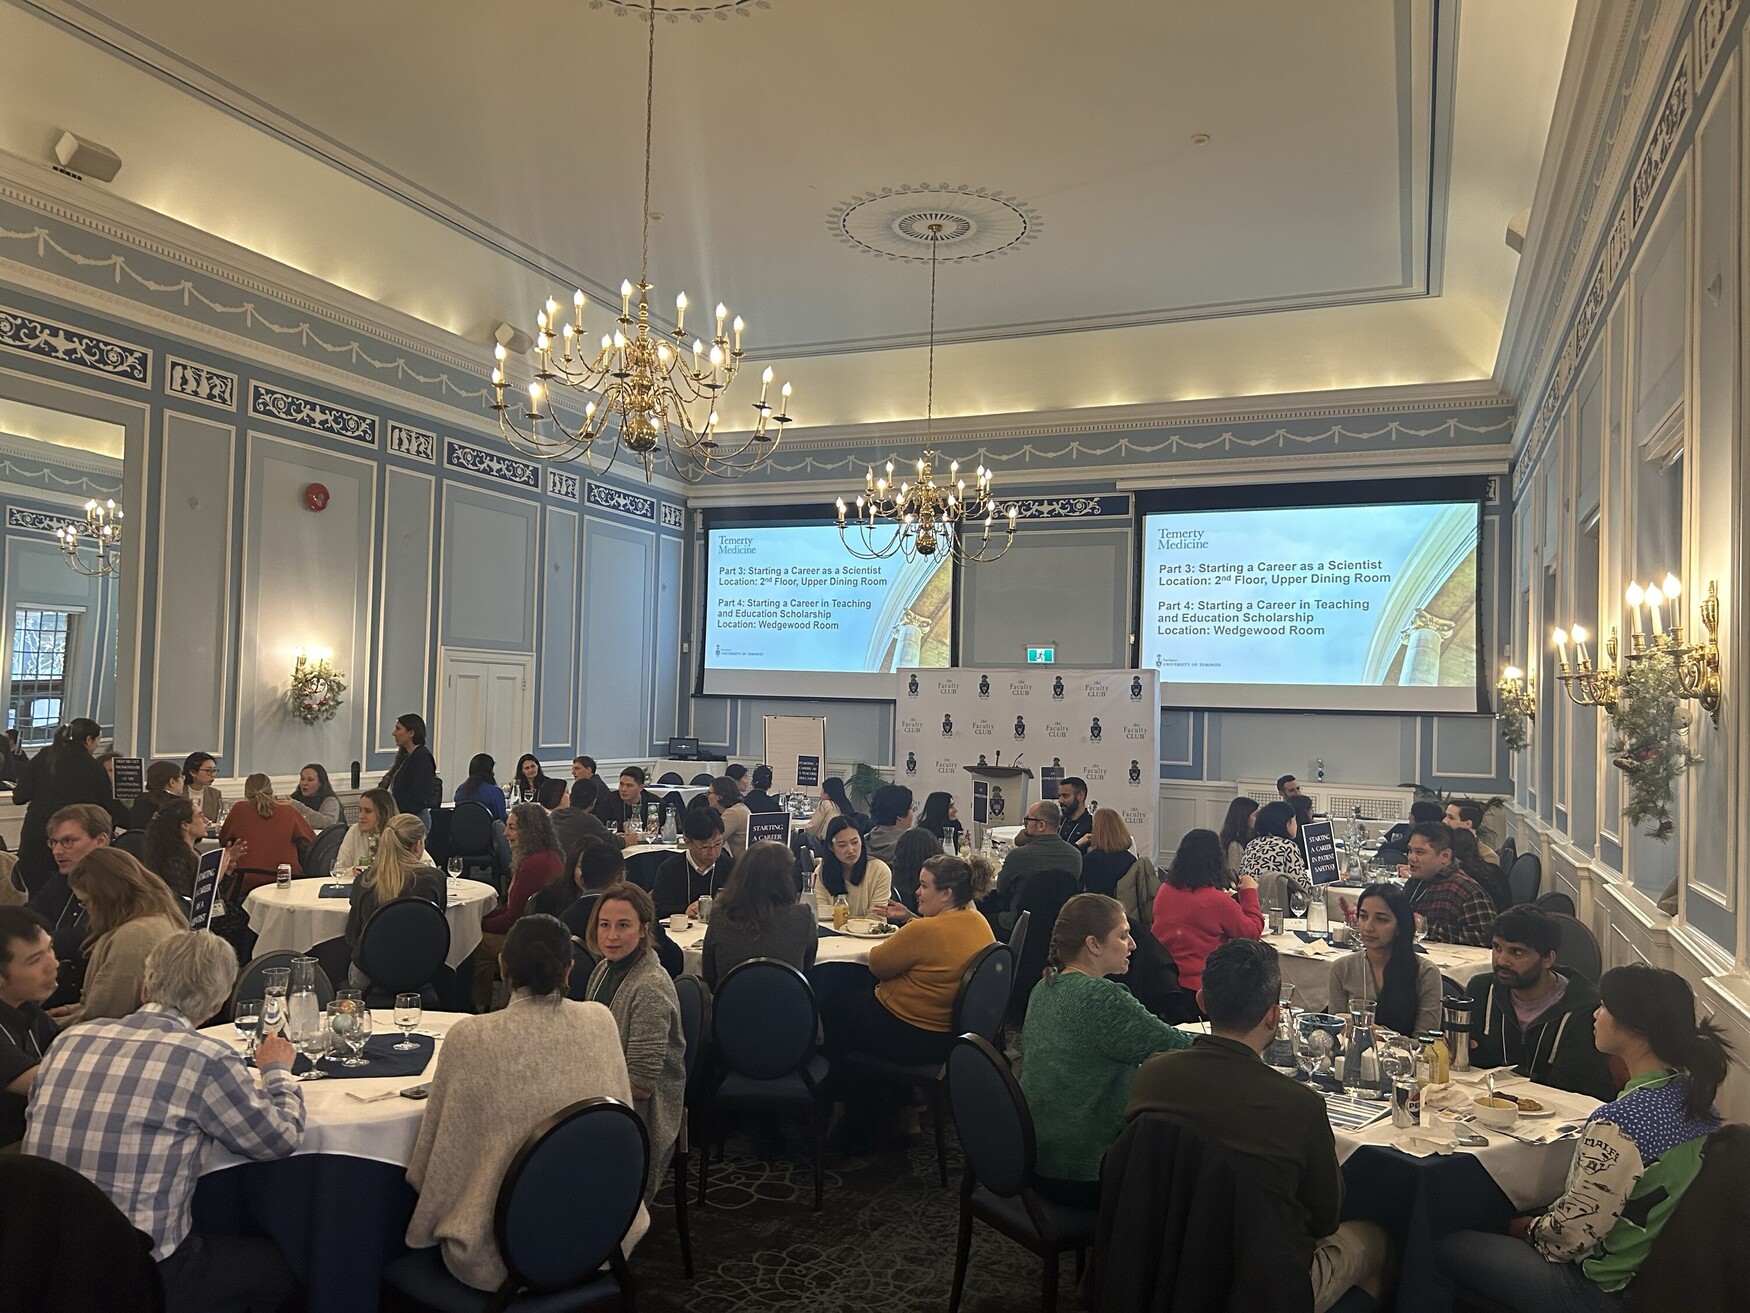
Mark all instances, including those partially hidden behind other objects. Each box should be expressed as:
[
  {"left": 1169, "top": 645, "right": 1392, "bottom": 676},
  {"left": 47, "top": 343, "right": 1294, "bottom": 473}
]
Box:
[
  {"left": 276, "top": 863, "right": 293, "bottom": 890},
  {"left": 1391, "top": 1078, "right": 1419, "bottom": 1128},
  {"left": 696, "top": 895, "right": 713, "bottom": 924}
]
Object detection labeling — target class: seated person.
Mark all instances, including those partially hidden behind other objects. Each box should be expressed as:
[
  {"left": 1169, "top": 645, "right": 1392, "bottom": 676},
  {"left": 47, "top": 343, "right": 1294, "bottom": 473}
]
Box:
[
  {"left": 596, "top": 767, "right": 652, "bottom": 838},
  {"left": 1438, "top": 964, "right": 1728, "bottom": 1311},
  {"left": 335, "top": 789, "right": 397, "bottom": 874},
  {"left": 142, "top": 798, "right": 208, "bottom": 900},
  {"left": 285, "top": 763, "right": 344, "bottom": 832},
  {"left": 545, "top": 777, "right": 611, "bottom": 862},
  {"left": 24, "top": 931, "right": 305, "bottom": 1313},
  {"left": 182, "top": 752, "right": 224, "bottom": 826},
  {"left": 883, "top": 827, "right": 941, "bottom": 924},
  {"left": 583, "top": 882, "right": 686, "bottom": 1199},
  {"left": 0, "top": 907, "right": 60, "bottom": 1148},
  {"left": 345, "top": 813, "right": 445, "bottom": 993},
  {"left": 509, "top": 754, "right": 548, "bottom": 807},
  {"left": 1020, "top": 894, "right": 1192, "bottom": 1208},
  {"left": 1451, "top": 828, "right": 1512, "bottom": 914},
  {"left": 864, "top": 784, "right": 914, "bottom": 864},
  {"left": 702, "top": 841, "right": 817, "bottom": 988},
  {"left": 1444, "top": 798, "right": 1500, "bottom": 866},
  {"left": 218, "top": 774, "right": 316, "bottom": 891},
  {"left": 1128, "top": 939, "right": 1387, "bottom": 1312},
  {"left": 25, "top": 803, "right": 111, "bottom": 1008},
  {"left": 741, "top": 764, "right": 782, "bottom": 815},
  {"left": 653, "top": 806, "right": 735, "bottom": 920},
  {"left": 54, "top": 848, "right": 187, "bottom": 1027},
  {"left": 1380, "top": 798, "right": 1442, "bottom": 854},
  {"left": 405, "top": 914, "right": 645, "bottom": 1291},
  {"left": 1326, "top": 883, "right": 1443, "bottom": 1037},
  {"left": 988, "top": 800, "right": 1083, "bottom": 930},
  {"left": 473, "top": 805, "right": 565, "bottom": 1011},
  {"left": 1465, "top": 906, "right": 1614, "bottom": 1099},
  {"left": 1150, "top": 829, "right": 1262, "bottom": 993},
  {"left": 1402, "top": 822, "right": 1496, "bottom": 947},
  {"left": 708, "top": 776, "right": 752, "bottom": 863},
  {"left": 528, "top": 838, "right": 623, "bottom": 940},
  {"left": 126, "top": 760, "right": 186, "bottom": 832},
  {"left": 452, "top": 753, "right": 508, "bottom": 822},
  {"left": 1241, "top": 800, "right": 1305, "bottom": 912},
  {"left": 1056, "top": 777, "right": 1093, "bottom": 848},
  {"left": 813, "top": 816, "right": 893, "bottom": 921}
]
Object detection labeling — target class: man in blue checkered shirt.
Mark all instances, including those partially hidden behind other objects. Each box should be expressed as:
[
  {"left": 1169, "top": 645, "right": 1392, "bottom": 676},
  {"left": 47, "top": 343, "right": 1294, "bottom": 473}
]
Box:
[{"left": 24, "top": 930, "right": 306, "bottom": 1313}]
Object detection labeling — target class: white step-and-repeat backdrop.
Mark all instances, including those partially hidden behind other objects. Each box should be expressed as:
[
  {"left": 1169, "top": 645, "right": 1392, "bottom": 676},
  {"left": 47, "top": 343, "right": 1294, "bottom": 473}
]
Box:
[{"left": 893, "top": 668, "right": 1159, "bottom": 853}]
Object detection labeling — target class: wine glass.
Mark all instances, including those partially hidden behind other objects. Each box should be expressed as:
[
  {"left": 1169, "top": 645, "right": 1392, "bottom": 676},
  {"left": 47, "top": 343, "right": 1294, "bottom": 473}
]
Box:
[
  {"left": 393, "top": 993, "right": 423, "bottom": 1051},
  {"left": 446, "top": 856, "right": 463, "bottom": 892},
  {"left": 233, "top": 999, "right": 263, "bottom": 1059},
  {"left": 287, "top": 996, "right": 328, "bottom": 1080},
  {"left": 328, "top": 997, "right": 372, "bottom": 1067}
]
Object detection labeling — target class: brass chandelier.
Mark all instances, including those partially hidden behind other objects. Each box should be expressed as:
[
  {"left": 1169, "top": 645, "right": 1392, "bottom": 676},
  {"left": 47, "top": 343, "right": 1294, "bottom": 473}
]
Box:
[
  {"left": 834, "top": 224, "right": 1016, "bottom": 562},
  {"left": 489, "top": 0, "right": 792, "bottom": 480}
]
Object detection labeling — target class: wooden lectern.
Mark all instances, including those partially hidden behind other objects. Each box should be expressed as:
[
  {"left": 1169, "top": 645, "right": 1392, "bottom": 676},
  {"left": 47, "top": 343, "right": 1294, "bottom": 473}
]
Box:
[{"left": 963, "top": 762, "right": 1034, "bottom": 848}]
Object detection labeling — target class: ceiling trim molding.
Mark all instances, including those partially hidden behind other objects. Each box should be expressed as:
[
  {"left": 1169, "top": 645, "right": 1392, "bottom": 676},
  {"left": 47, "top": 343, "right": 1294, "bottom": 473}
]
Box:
[
  {"left": 765, "top": 380, "right": 1514, "bottom": 452},
  {"left": 679, "top": 443, "right": 1512, "bottom": 507}
]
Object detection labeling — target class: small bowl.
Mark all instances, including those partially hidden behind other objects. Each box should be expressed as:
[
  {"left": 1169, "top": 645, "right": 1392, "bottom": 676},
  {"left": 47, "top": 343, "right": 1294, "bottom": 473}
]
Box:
[{"left": 1472, "top": 1096, "right": 1519, "bottom": 1130}]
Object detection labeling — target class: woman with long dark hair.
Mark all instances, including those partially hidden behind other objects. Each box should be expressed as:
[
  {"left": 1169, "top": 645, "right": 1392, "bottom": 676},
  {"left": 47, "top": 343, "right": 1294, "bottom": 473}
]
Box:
[
  {"left": 381, "top": 713, "right": 436, "bottom": 821},
  {"left": 1439, "top": 963, "right": 1731, "bottom": 1310},
  {"left": 125, "top": 760, "right": 186, "bottom": 832},
  {"left": 286, "top": 763, "right": 343, "bottom": 831},
  {"left": 702, "top": 841, "right": 817, "bottom": 987},
  {"left": 812, "top": 814, "right": 892, "bottom": 920},
  {"left": 1217, "top": 796, "right": 1259, "bottom": 879},
  {"left": 1149, "top": 828, "right": 1262, "bottom": 993},
  {"left": 819, "top": 777, "right": 869, "bottom": 835},
  {"left": 1240, "top": 800, "right": 1305, "bottom": 913},
  {"left": 916, "top": 791, "right": 961, "bottom": 848},
  {"left": 1326, "top": 883, "right": 1441, "bottom": 1035},
  {"left": 883, "top": 826, "right": 942, "bottom": 923},
  {"left": 509, "top": 754, "right": 547, "bottom": 806},
  {"left": 453, "top": 753, "right": 507, "bottom": 821},
  {"left": 142, "top": 797, "right": 204, "bottom": 900},
  {"left": 12, "top": 717, "right": 124, "bottom": 895}
]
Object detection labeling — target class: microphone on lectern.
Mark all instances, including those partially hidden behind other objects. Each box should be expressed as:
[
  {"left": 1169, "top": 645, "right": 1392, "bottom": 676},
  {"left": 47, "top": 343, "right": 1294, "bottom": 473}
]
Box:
[{"left": 994, "top": 751, "right": 1001, "bottom": 767}]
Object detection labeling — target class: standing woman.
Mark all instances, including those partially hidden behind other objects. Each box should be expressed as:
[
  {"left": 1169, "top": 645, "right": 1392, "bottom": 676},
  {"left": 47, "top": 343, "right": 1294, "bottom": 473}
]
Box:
[
  {"left": 125, "top": 760, "right": 186, "bottom": 831},
  {"left": 219, "top": 773, "right": 317, "bottom": 892},
  {"left": 1326, "top": 883, "right": 1442, "bottom": 1036},
  {"left": 286, "top": 763, "right": 344, "bottom": 831},
  {"left": 1240, "top": 800, "right": 1305, "bottom": 913},
  {"left": 12, "top": 718, "right": 124, "bottom": 896},
  {"left": 1021, "top": 894, "right": 1194, "bottom": 1207},
  {"left": 453, "top": 754, "right": 508, "bottom": 822},
  {"left": 813, "top": 816, "right": 893, "bottom": 921},
  {"left": 585, "top": 881, "right": 686, "bottom": 1198},
  {"left": 509, "top": 754, "right": 547, "bottom": 806},
  {"left": 182, "top": 752, "right": 224, "bottom": 825},
  {"left": 53, "top": 848, "right": 186, "bottom": 1025},
  {"left": 472, "top": 803, "right": 564, "bottom": 1010},
  {"left": 381, "top": 713, "right": 437, "bottom": 825},
  {"left": 1218, "top": 796, "right": 1259, "bottom": 881},
  {"left": 1438, "top": 964, "right": 1731, "bottom": 1310},
  {"left": 336, "top": 789, "right": 397, "bottom": 873}
]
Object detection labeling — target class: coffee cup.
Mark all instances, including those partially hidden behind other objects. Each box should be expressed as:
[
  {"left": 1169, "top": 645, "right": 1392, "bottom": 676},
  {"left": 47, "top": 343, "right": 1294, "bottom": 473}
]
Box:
[{"left": 667, "top": 913, "right": 687, "bottom": 932}]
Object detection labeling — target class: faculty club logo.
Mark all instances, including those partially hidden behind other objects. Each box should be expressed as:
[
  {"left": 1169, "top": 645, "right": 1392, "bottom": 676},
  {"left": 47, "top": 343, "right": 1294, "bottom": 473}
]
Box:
[
  {"left": 907, "top": 674, "right": 920, "bottom": 697},
  {"left": 978, "top": 674, "right": 991, "bottom": 699},
  {"left": 905, "top": 752, "right": 918, "bottom": 776},
  {"left": 1089, "top": 717, "right": 1103, "bottom": 741},
  {"left": 899, "top": 717, "right": 924, "bottom": 735},
  {"left": 1013, "top": 715, "right": 1027, "bottom": 740},
  {"left": 1052, "top": 676, "right": 1065, "bottom": 700},
  {"left": 1130, "top": 675, "right": 1144, "bottom": 701},
  {"left": 941, "top": 714, "right": 954, "bottom": 737},
  {"left": 1129, "top": 760, "right": 1142, "bottom": 785}
]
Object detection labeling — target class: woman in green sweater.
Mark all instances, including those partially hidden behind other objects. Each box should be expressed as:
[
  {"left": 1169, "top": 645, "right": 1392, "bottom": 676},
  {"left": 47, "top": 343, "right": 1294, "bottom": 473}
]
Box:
[{"left": 1020, "top": 893, "right": 1194, "bottom": 1207}]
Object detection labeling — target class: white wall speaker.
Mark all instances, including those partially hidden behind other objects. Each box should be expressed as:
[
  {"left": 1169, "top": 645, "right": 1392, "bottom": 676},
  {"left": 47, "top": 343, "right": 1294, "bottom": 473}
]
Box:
[{"left": 53, "top": 131, "right": 123, "bottom": 183}]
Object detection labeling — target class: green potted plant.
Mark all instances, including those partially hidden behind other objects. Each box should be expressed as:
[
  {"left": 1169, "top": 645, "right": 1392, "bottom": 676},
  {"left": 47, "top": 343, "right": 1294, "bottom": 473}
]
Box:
[{"left": 1607, "top": 658, "right": 1698, "bottom": 841}]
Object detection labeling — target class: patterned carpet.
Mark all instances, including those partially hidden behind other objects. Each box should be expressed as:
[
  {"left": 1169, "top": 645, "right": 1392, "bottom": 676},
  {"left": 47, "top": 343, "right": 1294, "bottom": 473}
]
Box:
[{"left": 625, "top": 1119, "right": 1079, "bottom": 1312}]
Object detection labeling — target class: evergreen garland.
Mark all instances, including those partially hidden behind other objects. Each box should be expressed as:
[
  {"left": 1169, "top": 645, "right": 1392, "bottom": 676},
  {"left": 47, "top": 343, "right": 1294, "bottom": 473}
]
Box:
[
  {"left": 1496, "top": 703, "right": 1530, "bottom": 752},
  {"left": 1606, "top": 658, "right": 1698, "bottom": 841}
]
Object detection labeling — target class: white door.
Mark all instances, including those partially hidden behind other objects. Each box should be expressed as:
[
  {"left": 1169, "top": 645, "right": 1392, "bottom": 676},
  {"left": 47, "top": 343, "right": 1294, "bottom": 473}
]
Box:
[{"left": 435, "top": 648, "right": 534, "bottom": 795}]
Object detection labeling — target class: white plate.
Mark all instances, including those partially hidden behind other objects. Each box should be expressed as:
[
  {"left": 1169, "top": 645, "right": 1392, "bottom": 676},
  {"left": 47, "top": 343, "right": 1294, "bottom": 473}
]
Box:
[
  {"left": 1514, "top": 1104, "right": 1559, "bottom": 1118},
  {"left": 835, "top": 920, "right": 896, "bottom": 938}
]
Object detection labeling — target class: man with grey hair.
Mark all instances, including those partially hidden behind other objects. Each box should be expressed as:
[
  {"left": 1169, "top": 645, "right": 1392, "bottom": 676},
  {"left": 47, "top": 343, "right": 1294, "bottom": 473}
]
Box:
[
  {"left": 24, "top": 931, "right": 305, "bottom": 1313},
  {"left": 985, "top": 798, "right": 1083, "bottom": 931}
]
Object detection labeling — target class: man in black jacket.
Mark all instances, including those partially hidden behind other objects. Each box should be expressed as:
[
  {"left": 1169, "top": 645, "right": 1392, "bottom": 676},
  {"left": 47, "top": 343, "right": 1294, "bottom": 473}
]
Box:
[
  {"left": 1128, "top": 940, "right": 1387, "bottom": 1311},
  {"left": 1465, "top": 906, "right": 1615, "bottom": 1100}
]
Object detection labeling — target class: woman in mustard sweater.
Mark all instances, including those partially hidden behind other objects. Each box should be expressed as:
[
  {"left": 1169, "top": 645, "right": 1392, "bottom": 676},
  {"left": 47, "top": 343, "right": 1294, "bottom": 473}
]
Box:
[{"left": 825, "top": 852, "right": 997, "bottom": 1085}]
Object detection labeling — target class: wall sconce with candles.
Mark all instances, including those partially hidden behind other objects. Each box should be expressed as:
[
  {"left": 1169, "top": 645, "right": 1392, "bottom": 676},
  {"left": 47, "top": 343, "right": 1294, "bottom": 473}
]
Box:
[
  {"left": 1553, "top": 573, "right": 1722, "bottom": 726},
  {"left": 287, "top": 647, "right": 347, "bottom": 725}
]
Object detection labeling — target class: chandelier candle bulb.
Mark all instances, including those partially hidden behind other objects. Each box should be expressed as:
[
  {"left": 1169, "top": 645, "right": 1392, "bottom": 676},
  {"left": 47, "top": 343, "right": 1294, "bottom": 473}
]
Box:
[
  {"left": 574, "top": 289, "right": 585, "bottom": 328},
  {"left": 621, "top": 281, "right": 633, "bottom": 317},
  {"left": 733, "top": 316, "right": 744, "bottom": 352},
  {"left": 1571, "top": 625, "right": 1590, "bottom": 667},
  {"left": 1553, "top": 627, "right": 1570, "bottom": 666},
  {"left": 675, "top": 291, "right": 687, "bottom": 333},
  {"left": 1663, "top": 572, "right": 1682, "bottom": 600},
  {"left": 1626, "top": 582, "right": 1645, "bottom": 635},
  {"left": 779, "top": 382, "right": 791, "bottom": 418},
  {"left": 1646, "top": 585, "right": 1665, "bottom": 636}
]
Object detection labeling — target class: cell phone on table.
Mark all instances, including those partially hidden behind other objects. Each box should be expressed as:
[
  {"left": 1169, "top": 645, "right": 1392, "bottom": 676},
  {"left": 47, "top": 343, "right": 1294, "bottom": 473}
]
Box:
[{"left": 398, "top": 1082, "right": 431, "bottom": 1100}]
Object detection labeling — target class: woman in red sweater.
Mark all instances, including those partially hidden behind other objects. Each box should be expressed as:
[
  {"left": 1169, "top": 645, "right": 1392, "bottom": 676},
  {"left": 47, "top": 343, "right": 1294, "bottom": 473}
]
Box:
[
  {"left": 471, "top": 802, "right": 563, "bottom": 1010},
  {"left": 1150, "top": 828, "right": 1263, "bottom": 992}
]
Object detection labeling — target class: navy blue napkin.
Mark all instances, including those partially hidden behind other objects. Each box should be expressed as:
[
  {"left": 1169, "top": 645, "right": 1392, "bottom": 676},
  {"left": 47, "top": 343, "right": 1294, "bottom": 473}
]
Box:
[
  {"left": 1293, "top": 930, "right": 1326, "bottom": 943},
  {"left": 252, "top": 1032, "right": 434, "bottom": 1079},
  {"left": 318, "top": 884, "right": 350, "bottom": 899}
]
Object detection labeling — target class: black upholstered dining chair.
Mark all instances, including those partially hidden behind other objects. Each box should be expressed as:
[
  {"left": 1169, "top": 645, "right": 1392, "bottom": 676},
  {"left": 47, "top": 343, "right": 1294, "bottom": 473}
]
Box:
[{"left": 355, "top": 896, "right": 450, "bottom": 1008}]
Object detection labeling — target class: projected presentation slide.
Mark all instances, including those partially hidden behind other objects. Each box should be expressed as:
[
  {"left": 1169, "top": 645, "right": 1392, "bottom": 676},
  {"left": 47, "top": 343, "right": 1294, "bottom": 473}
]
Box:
[
  {"left": 702, "top": 524, "right": 953, "bottom": 698},
  {"left": 1139, "top": 500, "right": 1482, "bottom": 713}
]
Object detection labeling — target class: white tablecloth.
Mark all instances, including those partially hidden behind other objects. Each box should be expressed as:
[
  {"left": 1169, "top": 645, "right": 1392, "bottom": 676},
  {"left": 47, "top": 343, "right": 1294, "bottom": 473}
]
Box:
[
  {"left": 199, "top": 1009, "right": 463, "bottom": 1173},
  {"left": 1264, "top": 933, "right": 1493, "bottom": 1013},
  {"left": 669, "top": 915, "right": 877, "bottom": 978},
  {"left": 1332, "top": 1070, "right": 1592, "bottom": 1211},
  {"left": 243, "top": 879, "right": 498, "bottom": 969}
]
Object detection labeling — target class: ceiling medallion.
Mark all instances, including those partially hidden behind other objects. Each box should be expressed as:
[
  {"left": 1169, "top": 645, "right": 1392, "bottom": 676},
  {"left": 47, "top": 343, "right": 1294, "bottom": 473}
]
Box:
[
  {"left": 590, "top": 0, "right": 770, "bottom": 19},
  {"left": 829, "top": 184, "right": 1041, "bottom": 264}
]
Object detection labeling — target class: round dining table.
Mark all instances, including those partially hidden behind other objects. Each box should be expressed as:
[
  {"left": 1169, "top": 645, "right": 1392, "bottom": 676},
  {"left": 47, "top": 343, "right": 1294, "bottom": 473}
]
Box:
[
  {"left": 667, "top": 913, "right": 880, "bottom": 978},
  {"left": 243, "top": 878, "right": 498, "bottom": 968},
  {"left": 1262, "top": 931, "right": 1494, "bottom": 1013}
]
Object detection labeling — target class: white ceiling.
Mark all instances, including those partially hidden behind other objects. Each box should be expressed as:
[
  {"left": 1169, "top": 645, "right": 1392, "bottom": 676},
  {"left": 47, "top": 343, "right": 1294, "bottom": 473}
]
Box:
[{"left": 0, "top": 0, "right": 1576, "bottom": 433}]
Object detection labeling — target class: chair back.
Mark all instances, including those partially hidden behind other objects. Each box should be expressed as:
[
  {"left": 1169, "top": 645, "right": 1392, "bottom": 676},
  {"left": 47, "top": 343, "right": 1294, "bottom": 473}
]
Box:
[
  {"left": 946, "top": 1034, "right": 1034, "bottom": 1198},
  {"left": 494, "top": 1098, "right": 648, "bottom": 1295},
  {"left": 1508, "top": 852, "right": 1542, "bottom": 906},
  {"left": 713, "top": 958, "right": 816, "bottom": 1081},
  {"left": 356, "top": 896, "right": 451, "bottom": 993},
  {"left": 447, "top": 802, "right": 498, "bottom": 857},
  {"left": 676, "top": 973, "right": 709, "bottom": 1094},
  {"left": 1008, "top": 869, "right": 1078, "bottom": 1017},
  {"left": 658, "top": 772, "right": 684, "bottom": 785},
  {"left": 1497, "top": 837, "right": 1518, "bottom": 872},
  {"left": 1006, "top": 909, "right": 1031, "bottom": 965},
  {"left": 111, "top": 830, "right": 148, "bottom": 860},
  {"left": 0, "top": 1153, "right": 164, "bottom": 1311},
  {"left": 1373, "top": 846, "right": 1406, "bottom": 868},
  {"left": 690, "top": 772, "right": 714, "bottom": 786},
  {"left": 232, "top": 950, "right": 334, "bottom": 1011},
  {"left": 1550, "top": 911, "right": 1602, "bottom": 985},
  {"left": 951, "top": 942, "right": 1014, "bottom": 1043},
  {"left": 303, "top": 825, "right": 347, "bottom": 880},
  {"left": 1535, "top": 890, "right": 1576, "bottom": 917}
]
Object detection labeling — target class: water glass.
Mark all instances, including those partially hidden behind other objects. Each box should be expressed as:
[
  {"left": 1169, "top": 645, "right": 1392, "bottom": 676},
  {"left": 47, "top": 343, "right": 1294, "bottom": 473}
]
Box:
[
  {"left": 233, "top": 999, "right": 263, "bottom": 1058},
  {"left": 286, "top": 997, "right": 329, "bottom": 1080},
  {"left": 446, "top": 856, "right": 463, "bottom": 891},
  {"left": 393, "top": 993, "right": 422, "bottom": 1051},
  {"left": 328, "top": 997, "right": 372, "bottom": 1067}
]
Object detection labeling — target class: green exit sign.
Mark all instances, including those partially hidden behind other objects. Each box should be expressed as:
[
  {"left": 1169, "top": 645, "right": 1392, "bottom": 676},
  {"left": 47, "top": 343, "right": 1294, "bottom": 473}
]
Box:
[{"left": 1026, "top": 647, "right": 1055, "bottom": 664}]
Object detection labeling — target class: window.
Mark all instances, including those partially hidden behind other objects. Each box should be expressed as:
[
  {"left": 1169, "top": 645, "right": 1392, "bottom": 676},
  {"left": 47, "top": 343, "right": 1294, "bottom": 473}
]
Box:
[{"left": 8, "top": 608, "right": 73, "bottom": 748}]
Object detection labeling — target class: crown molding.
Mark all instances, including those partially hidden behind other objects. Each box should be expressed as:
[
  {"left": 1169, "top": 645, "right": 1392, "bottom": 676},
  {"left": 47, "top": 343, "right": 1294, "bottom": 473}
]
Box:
[
  {"left": 679, "top": 442, "right": 1511, "bottom": 507},
  {"left": 764, "top": 379, "right": 1514, "bottom": 454}
]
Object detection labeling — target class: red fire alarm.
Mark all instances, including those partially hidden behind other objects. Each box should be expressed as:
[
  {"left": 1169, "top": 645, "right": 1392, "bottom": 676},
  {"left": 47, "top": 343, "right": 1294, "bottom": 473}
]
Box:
[{"left": 304, "top": 483, "right": 330, "bottom": 512}]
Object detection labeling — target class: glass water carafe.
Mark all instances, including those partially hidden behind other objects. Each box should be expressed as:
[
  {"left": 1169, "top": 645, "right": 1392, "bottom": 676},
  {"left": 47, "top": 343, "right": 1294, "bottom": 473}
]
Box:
[
  {"left": 287, "top": 956, "right": 326, "bottom": 1074},
  {"left": 1344, "top": 1007, "right": 1380, "bottom": 1096}
]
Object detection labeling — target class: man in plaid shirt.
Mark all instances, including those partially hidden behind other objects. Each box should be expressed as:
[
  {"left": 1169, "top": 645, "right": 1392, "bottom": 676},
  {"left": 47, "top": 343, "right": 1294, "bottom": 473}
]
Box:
[
  {"left": 1402, "top": 822, "right": 1497, "bottom": 947},
  {"left": 24, "top": 931, "right": 305, "bottom": 1313}
]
